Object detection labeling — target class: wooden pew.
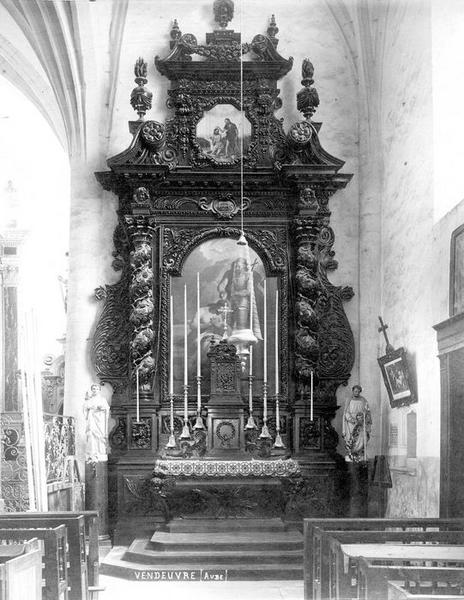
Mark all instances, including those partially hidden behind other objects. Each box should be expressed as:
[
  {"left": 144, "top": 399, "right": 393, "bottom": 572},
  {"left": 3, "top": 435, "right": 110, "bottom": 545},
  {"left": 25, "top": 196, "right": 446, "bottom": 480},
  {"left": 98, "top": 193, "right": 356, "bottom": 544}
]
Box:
[
  {"left": 0, "top": 538, "right": 42, "bottom": 600},
  {"left": 0, "top": 510, "right": 100, "bottom": 599},
  {"left": 357, "top": 559, "right": 464, "bottom": 600},
  {"left": 0, "top": 513, "right": 88, "bottom": 600},
  {"left": 388, "top": 579, "right": 464, "bottom": 599},
  {"left": 326, "top": 532, "right": 464, "bottom": 600},
  {"left": 0, "top": 526, "right": 69, "bottom": 600},
  {"left": 303, "top": 517, "right": 464, "bottom": 600}
]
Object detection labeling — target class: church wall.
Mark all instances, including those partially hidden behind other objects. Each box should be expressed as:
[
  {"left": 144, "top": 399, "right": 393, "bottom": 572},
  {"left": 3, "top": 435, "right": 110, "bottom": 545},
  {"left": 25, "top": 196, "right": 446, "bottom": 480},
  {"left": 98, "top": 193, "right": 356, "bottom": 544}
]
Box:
[
  {"left": 374, "top": 0, "right": 440, "bottom": 517},
  {"left": 431, "top": 0, "right": 464, "bottom": 222}
]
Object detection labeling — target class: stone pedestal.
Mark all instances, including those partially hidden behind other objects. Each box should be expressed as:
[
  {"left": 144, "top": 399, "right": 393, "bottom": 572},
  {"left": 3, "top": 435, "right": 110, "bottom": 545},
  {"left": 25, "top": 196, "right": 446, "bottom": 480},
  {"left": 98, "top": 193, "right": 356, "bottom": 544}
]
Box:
[
  {"left": 85, "top": 460, "right": 109, "bottom": 540},
  {"left": 347, "top": 461, "right": 368, "bottom": 517}
]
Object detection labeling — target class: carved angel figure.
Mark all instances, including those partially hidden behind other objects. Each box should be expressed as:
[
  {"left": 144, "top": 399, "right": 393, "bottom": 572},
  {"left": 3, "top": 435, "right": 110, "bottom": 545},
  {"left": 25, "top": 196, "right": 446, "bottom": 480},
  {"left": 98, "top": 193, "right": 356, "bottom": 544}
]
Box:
[{"left": 133, "top": 187, "right": 150, "bottom": 205}]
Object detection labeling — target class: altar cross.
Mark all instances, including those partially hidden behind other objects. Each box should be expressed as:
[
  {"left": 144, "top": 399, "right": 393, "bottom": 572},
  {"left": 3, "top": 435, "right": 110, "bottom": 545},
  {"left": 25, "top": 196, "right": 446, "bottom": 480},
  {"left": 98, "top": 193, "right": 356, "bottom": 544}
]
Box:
[
  {"left": 378, "top": 316, "right": 394, "bottom": 355},
  {"left": 218, "top": 303, "right": 233, "bottom": 339}
]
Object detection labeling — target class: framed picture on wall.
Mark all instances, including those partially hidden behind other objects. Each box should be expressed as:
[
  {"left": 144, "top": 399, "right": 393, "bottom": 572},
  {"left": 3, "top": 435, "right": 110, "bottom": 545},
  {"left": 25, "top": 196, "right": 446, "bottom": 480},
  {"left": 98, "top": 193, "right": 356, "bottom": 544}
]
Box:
[
  {"left": 450, "top": 223, "right": 464, "bottom": 316},
  {"left": 378, "top": 347, "right": 416, "bottom": 408}
]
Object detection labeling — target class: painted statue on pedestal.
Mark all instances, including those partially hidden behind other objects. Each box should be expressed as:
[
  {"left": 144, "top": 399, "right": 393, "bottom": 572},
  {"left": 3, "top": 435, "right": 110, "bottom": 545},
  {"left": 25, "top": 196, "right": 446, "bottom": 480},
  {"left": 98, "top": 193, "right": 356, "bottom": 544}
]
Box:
[
  {"left": 84, "top": 383, "right": 110, "bottom": 463},
  {"left": 342, "top": 384, "right": 372, "bottom": 462}
]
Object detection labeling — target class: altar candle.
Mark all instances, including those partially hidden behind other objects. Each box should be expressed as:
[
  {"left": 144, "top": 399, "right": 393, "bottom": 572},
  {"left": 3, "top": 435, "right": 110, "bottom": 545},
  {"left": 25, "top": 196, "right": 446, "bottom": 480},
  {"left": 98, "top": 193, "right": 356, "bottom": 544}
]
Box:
[
  {"left": 275, "top": 289, "right": 279, "bottom": 395},
  {"left": 263, "top": 279, "right": 267, "bottom": 383},
  {"left": 169, "top": 294, "right": 174, "bottom": 395},
  {"left": 196, "top": 272, "right": 201, "bottom": 413},
  {"left": 249, "top": 274, "right": 253, "bottom": 380},
  {"left": 310, "top": 369, "right": 314, "bottom": 421},
  {"left": 136, "top": 367, "right": 140, "bottom": 422},
  {"left": 196, "top": 273, "right": 200, "bottom": 377},
  {"left": 363, "top": 411, "right": 367, "bottom": 462},
  {"left": 249, "top": 345, "right": 253, "bottom": 408},
  {"left": 275, "top": 385, "right": 280, "bottom": 423},
  {"left": 184, "top": 284, "right": 188, "bottom": 387}
]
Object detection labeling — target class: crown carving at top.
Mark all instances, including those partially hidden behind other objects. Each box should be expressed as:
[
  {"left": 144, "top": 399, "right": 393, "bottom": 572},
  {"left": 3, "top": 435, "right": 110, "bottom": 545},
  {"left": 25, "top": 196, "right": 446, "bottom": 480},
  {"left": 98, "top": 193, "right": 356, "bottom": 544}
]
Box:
[{"left": 155, "top": 0, "right": 293, "bottom": 79}]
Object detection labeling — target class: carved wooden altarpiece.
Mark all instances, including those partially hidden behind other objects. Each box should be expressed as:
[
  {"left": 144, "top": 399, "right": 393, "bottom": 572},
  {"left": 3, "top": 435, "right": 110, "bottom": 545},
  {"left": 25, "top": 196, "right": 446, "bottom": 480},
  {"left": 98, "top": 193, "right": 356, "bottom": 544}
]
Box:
[{"left": 95, "top": 1, "right": 354, "bottom": 537}]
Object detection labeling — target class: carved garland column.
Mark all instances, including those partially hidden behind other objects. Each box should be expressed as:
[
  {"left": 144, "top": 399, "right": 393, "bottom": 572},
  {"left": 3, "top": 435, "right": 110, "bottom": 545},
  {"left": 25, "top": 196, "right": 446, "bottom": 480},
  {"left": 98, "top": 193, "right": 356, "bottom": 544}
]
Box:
[
  {"left": 292, "top": 186, "right": 354, "bottom": 458},
  {"left": 125, "top": 216, "right": 156, "bottom": 403},
  {"left": 294, "top": 211, "right": 320, "bottom": 400}
]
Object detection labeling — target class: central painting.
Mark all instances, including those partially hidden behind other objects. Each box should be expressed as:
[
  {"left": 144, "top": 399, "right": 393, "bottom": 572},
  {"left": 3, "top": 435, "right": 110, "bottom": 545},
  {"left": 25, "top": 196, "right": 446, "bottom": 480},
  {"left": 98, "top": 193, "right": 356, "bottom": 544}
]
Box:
[{"left": 170, "top": 237, "right": 278, "bottom": 396}]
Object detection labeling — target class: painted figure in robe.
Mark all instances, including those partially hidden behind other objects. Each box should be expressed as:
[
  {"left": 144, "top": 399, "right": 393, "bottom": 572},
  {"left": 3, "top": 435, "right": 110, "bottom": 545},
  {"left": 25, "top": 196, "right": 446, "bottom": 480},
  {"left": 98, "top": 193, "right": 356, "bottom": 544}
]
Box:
[{"left": 217, "top": 256, "right": 262, "bottom": 339}]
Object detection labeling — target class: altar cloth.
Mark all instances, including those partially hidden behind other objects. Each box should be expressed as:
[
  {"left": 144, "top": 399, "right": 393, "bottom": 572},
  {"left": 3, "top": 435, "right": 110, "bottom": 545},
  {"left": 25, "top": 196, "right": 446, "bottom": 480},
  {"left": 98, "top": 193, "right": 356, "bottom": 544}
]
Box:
[{"left": 154, "top": 458, "right": 301, "bottom": 478}]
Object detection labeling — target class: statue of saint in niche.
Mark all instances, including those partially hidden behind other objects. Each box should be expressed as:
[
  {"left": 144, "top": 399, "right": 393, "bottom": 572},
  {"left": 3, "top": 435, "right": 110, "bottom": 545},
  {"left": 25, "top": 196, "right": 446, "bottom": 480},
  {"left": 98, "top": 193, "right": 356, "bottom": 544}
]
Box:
[
  {"left": 84, "top": 383, "right": 110, "bottom": 463},
  {"left": 342, "top": 384, "right": 372, "bottom": 462}
]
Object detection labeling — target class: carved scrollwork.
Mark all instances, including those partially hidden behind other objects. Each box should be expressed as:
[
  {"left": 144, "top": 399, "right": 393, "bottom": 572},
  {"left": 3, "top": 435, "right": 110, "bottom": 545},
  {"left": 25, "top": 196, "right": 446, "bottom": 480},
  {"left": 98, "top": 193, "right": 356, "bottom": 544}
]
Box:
[
  {"left": 109, "top": 416, "right": 128, "bottom": 450},
  {"left": 162, "top": 225, "right": 287, "bottom": 276},
  {"left": 141, "top": 121, "right": 165, "bottom": 149},
  {"left": 293, "top": 211, "right": 354, "bottom": 400},
  {"left": 93, "top": 231, "right": 131, "bottom": 390},
  {"left": 198, "top": 194, "right": 250, "bottom": 220},
  {"left": 299, "top": 417, "right": 321, "bottom": 450},
  {"left": 130, "top": 418, "right": 152, "bottom": 449},
  {"left": 322, "top": 417, "right": 339, "bottom": 453}
]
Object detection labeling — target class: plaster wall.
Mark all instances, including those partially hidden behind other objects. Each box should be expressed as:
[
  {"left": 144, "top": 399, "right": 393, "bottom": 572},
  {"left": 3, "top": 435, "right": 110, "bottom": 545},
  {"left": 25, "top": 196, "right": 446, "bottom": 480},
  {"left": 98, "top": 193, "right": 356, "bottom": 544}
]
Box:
[
  {"left": 432, "top": 0, "right": 464, "bottom": 222},
  {"left": 375, "top": 0, "right": 439, "bottom": 516}
]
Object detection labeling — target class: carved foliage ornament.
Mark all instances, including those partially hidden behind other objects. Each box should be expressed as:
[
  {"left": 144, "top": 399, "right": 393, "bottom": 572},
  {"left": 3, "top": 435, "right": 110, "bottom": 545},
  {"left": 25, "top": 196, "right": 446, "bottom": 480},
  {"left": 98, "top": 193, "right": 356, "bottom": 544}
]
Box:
[
  {"left": 293, "top": 201, "right": 354, "bottom": 399},
  {"left": 126, "top": 216, "right": 156, "bottom": 389},
  {"left": 162, "top": 226, "right": 287, "bottom": 276}
]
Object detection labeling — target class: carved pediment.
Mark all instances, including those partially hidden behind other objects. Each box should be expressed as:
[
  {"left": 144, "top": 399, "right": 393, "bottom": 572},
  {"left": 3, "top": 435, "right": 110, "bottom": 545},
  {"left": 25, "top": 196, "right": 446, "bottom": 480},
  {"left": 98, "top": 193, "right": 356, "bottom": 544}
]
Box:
[{"left": 97, "top": 0, "right": 351, "bottom": 180}]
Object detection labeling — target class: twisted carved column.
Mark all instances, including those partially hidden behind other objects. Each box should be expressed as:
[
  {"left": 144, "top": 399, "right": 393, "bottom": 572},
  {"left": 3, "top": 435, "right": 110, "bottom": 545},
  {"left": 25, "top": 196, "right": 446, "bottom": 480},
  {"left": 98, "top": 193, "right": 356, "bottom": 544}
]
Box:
[
  {"left": 294, "top": 211, "right": 321, "bottom": 398},
  {"left": 125, "top": 216, "right": 156, "bottom": 395},
  {"left": 292, "top": 187, "right": 354, "bottom": 456}
]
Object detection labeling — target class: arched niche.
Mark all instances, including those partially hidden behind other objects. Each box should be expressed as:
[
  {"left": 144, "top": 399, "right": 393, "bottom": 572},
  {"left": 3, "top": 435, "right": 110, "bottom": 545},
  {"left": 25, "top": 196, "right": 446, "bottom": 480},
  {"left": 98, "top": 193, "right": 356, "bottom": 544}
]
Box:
[{"left": 170, "top": 237, "right": 279, "bottom": 398}]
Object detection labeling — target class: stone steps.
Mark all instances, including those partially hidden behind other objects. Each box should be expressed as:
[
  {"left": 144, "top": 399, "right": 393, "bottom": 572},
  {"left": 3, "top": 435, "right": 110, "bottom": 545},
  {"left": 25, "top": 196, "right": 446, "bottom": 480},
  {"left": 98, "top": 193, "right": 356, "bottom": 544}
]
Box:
[
  {"left": 101, "top": 546, "right": 303, "bottom": 580},
  {"left": 125, "top": 538, "right": 302, "bottom": 564},
  {"left": 101, "top": 518, "right": 304, "bottom": 581},
  {"left": 165, "top": 517, "right": 288, "bottom": 533},
  {"left": 150, "top": 530, "right": 303, "bottom": 551}
]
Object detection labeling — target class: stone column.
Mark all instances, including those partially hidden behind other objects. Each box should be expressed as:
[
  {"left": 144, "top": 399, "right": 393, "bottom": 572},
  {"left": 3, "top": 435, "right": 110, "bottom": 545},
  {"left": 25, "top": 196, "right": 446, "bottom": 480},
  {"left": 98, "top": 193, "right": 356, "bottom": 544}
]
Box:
[
  {"left": 64, "top": 160, "right": 117, "bottom": 470},
  {"left": 0, "top": 223, "right": 26, "bottom": 412}
]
